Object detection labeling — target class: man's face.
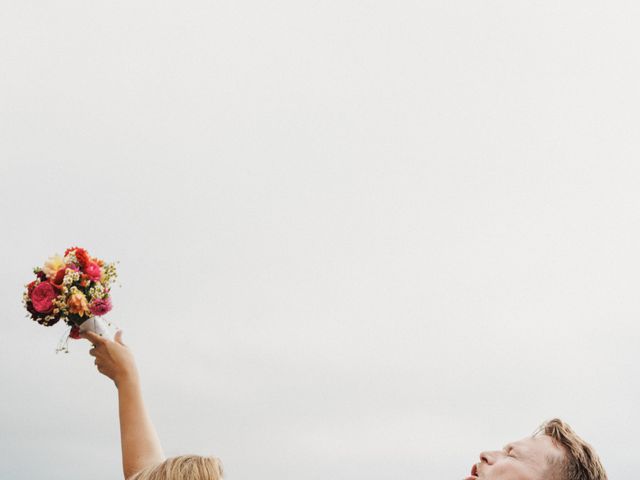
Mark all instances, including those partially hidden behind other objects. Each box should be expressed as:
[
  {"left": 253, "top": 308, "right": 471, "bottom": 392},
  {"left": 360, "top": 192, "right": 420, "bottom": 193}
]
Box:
[{"left": 467, "top": 435, "right": 565, "bottom": 480}]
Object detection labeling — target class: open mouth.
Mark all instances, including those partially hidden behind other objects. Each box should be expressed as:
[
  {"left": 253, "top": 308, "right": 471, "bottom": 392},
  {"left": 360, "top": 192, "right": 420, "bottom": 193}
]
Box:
[{"left": 463, "top": 463, "right": 479, "bottom": 480}]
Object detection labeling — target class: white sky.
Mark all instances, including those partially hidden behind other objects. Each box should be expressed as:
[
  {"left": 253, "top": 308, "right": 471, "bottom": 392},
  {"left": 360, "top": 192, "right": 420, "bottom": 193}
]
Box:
[{"left": 1, "top": 1, "right": 637, "bottom": 478}]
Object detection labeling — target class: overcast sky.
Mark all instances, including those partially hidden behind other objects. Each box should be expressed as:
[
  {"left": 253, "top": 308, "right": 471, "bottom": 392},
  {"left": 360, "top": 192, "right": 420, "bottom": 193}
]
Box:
[{"left": 1, "top": 1, "right": 637, "bottom": 479}]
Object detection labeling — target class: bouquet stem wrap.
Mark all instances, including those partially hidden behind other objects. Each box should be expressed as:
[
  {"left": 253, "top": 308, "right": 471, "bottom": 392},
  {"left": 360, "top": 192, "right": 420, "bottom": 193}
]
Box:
[{"left": 79, "top": 317, "right": 114, "bottom": 340}]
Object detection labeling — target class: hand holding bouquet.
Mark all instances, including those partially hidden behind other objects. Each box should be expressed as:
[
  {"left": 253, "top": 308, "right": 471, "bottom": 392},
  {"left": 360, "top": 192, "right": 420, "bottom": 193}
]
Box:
[{"left": 23, "top": 247, "right": 118, "bottom": 348}]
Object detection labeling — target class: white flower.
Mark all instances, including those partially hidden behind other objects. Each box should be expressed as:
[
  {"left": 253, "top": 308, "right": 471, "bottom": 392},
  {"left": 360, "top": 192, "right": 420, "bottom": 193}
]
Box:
[{"left": 43, "top": 255, "right": 65, "bottom": 278}]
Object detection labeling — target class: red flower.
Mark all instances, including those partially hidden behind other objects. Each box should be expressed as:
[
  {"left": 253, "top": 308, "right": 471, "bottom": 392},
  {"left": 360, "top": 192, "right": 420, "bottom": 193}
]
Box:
[
  {"left": 64, "top": 247, "right": 90, "bottom": 269},
  {"left": 51, "top": 268, "right": 66, "bottom": 287},
  {"left": 30, "top": 282, "right": 57, "bottom": 313},
  {"left": 69, "top": 326, "right": 81, "bottom": 339},
  {"left": 76, "top": 249, "right": 90, "bottom": 269}
]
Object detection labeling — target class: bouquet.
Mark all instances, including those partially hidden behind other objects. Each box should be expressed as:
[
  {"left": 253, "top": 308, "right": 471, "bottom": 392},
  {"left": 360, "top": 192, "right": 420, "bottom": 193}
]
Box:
[{"left": 23, "top": 247, "right": 118, "bottom": 351}]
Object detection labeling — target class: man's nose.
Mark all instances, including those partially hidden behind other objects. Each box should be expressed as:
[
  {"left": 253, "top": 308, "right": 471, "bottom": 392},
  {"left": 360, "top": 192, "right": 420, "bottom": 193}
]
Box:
[{"left": 480, "top": 450, "right": 503, "bottom": 465}]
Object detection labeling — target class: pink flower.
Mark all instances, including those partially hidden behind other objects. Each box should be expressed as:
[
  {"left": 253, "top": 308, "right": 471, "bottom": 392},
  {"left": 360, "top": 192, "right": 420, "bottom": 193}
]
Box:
[
  {"left": 90, "top": 297, "right": 112, "bottom": 316},
  {"left": 85, "top": 262, "right": 102, "bottom": 282},
  {"left": 30, "top": 282, "right": 57, "bottom": 313}
]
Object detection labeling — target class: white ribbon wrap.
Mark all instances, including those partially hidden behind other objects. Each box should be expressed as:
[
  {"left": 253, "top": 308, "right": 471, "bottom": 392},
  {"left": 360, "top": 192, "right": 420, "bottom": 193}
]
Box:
[{"left": 79, "top": 316, "right": 115, "bottom": 340}]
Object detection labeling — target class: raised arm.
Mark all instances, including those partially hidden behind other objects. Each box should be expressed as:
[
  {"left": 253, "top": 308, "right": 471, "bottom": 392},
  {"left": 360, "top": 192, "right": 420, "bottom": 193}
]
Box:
[{"left": 82, "top": 330, "right": 165, "bottom": 480}]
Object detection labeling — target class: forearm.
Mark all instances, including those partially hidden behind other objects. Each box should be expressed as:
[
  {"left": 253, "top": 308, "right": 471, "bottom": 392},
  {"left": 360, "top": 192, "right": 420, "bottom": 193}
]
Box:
[{"left": 117, "top": 376, "right": 165, "bottom": 479}]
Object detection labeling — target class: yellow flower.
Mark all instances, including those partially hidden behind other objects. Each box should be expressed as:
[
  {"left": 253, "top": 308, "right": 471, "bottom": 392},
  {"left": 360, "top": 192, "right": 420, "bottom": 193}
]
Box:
[
  {"left": 67, "top": 291, "right": 89, "bottom": 317},
  {"left": 43, "top": 254, "right": 65, "bottom": 278}
]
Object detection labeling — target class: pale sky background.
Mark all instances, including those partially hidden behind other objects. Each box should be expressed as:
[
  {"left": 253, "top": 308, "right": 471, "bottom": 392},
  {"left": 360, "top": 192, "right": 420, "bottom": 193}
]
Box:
[{"left": 1, "top": 1, "right": 638, "bottom": 479}]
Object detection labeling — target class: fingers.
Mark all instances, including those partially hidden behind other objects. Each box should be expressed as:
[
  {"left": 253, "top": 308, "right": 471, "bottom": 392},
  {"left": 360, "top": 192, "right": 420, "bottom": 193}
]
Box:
[
  {"left": 80, "top": 330, "right": 106, "bottom": 345},
  {"left": 114, "top": 330, "right": 125, "bottom": 346},
  {"left": 89, "top": 348, "right": 98, "bottom": 357}
]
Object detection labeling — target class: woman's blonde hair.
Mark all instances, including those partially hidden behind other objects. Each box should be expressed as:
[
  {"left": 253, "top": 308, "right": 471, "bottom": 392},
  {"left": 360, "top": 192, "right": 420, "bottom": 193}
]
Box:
[{"left": 129, "top": 455, "right": 224, "bottom": 480}]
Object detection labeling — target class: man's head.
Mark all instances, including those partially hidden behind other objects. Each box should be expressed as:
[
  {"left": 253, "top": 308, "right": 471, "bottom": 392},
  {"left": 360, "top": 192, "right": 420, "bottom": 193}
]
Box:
[{"left": 468, "top": 418, "right": 607, "bottom": 480}]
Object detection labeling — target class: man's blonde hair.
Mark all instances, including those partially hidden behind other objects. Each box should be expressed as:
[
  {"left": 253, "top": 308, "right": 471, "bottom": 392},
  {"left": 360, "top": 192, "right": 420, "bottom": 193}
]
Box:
[
  {"left": 536, "top": 418, "right": 607, "bottom": 480},
  {"left": 129, "top": 455, "right": 223, "bottom": 480}
]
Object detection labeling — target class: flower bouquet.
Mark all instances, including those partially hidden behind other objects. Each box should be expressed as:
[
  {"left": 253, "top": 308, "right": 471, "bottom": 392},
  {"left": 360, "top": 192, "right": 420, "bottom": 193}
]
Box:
[{"left": 23, "top": 247, "right": 118, "bottom": 352}]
